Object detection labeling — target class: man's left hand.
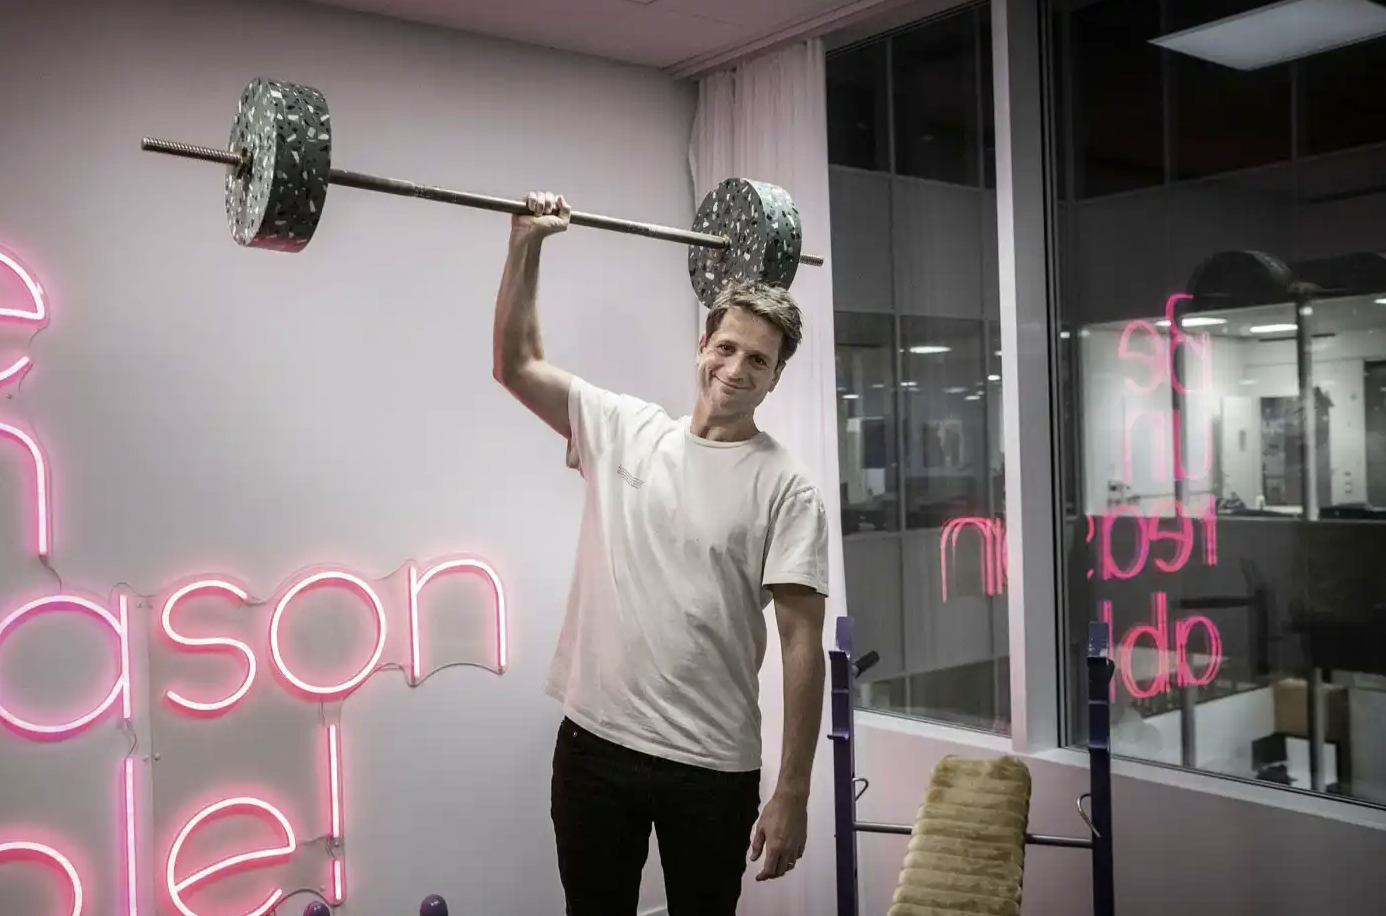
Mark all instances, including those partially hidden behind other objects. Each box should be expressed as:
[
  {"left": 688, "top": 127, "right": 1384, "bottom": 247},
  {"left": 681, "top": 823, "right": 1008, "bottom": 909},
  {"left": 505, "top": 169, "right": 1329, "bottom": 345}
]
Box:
[{"left": 749, "top": 790, "right": 808, "bottom": 881}]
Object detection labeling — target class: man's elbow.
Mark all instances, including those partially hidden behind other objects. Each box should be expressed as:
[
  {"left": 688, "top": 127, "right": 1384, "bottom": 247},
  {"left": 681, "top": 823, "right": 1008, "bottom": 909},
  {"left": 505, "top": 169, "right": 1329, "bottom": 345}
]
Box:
[{"left": 492, "top": 355, "right": 527, "bottom": 390}]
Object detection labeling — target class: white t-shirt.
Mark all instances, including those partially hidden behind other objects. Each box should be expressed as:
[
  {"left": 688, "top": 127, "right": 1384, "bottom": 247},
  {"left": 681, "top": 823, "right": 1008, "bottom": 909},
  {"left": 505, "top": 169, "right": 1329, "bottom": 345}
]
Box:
[{"left": 544, "top": 376, "right": 831, "bottom": 773}]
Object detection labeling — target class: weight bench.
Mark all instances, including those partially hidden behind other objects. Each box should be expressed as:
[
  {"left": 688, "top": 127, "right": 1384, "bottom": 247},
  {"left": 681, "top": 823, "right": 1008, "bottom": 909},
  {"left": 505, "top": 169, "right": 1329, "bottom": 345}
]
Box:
[{"left": 829, "top": 619, "right": 1116, "bottom": 916}]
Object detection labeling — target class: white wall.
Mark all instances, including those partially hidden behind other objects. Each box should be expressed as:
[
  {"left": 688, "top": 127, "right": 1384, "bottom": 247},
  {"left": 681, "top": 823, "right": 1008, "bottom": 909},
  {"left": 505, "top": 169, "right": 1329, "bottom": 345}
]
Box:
[{"left": 0, "top": 1, "right": 697, "bottom": 915}]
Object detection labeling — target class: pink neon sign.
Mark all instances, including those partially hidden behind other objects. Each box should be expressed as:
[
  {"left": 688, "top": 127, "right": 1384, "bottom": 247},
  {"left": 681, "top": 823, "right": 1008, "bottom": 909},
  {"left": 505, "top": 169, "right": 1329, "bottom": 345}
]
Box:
[
  {"left": 410, "top": 558, "right": 509, "bottom": 678},
  {"left": 124, "top": 758, "right": 137, "bottom": 916},
  {"left": 0, "top": 420, "right": 51, "bottom": 560},
  {"left": 938, "top": 294, "right": 1226, "bottom": 698},
  {"left": 165, "top": 797, "right": 297, "bottom": 916},
  {"left": 270, "top": 570, "right": 389, "bottom": 700},
  {"left": 160, "top": 580, "right": 256, "bottom": 716},
  {"left": 0, "top": 841, "right": 83, "bottom": 916},
  {"left": 0, "top": 594, "right": 132, "bottom": 740},
  {"left": 0, "top": 246, "right": 510, "bottom": 916},
  {"left": 0, "top": 250, "right": 51, "bottom": 558},
  {"left": 328, "top": 724, "right": 344, "bottom": 904},
  {"left": 0, "top": 554, "right": 509, "bottom": 916}
]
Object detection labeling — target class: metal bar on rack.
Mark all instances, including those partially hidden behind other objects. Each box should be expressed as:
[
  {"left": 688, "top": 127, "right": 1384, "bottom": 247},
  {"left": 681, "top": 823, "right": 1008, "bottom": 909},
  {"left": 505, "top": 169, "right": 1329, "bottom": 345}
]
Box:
[
  {"left": 1029, "top": 834, "right": 1094, "bottom": 849},
  {"left": 858, "top": 822, "right": 1092, "bottom": 850},
  {"left": 855, "top": 822, "right": 911, "bottom": 836}
]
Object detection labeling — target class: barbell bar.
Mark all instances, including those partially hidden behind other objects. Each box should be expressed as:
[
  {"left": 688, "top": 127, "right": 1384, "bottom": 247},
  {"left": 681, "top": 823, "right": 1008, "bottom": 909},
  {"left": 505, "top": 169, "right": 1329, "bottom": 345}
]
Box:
[{"left": 139, "top": 77, "right": 824, "bottom": 308}]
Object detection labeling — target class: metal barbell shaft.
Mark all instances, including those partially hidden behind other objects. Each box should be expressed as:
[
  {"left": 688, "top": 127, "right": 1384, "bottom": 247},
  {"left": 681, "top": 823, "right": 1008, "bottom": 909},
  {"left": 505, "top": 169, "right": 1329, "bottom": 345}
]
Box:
[{"left": 140, "top": 137, "right": 826, "bottom": 267}]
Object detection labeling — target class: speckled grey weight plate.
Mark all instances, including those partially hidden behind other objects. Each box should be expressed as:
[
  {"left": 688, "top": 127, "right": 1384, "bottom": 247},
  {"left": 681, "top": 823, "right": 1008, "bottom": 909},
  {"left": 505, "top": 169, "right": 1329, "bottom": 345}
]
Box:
[
  {"left": 688, "top": 177, "right": 803, "bottom": 308},
  {"left": 226, "top": 78, "right": 332, "bottom": 252}
]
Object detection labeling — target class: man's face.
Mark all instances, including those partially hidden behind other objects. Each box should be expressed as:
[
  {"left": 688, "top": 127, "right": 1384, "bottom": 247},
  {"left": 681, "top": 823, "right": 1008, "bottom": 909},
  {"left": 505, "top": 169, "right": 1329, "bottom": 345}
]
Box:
[{"left": 696, "top": 306, "right": 784, "bottom": 417}]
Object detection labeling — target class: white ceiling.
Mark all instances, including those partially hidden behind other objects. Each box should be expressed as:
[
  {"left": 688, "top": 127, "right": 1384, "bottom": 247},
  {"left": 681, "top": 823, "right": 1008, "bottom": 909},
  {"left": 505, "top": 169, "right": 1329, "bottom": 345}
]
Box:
[{"left": 296, "top": 0, "right": 952, "bottom": 76}]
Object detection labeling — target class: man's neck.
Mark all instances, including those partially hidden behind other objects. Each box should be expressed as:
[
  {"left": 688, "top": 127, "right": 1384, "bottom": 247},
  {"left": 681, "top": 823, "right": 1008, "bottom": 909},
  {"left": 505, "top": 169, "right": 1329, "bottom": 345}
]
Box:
[{"left": 690, "top": 402, "right": 759, "bottom": 442}]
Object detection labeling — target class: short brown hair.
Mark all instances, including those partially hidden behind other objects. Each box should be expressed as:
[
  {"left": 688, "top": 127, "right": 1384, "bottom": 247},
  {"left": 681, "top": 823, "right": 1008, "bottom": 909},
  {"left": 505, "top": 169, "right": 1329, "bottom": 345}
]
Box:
[{"left": 704, "top": 282, "right": 804, "bottom": 366}]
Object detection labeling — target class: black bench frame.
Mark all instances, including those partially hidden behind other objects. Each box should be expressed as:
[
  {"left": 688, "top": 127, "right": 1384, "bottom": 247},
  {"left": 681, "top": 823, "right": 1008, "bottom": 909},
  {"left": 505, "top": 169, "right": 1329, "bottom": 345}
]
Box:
[{"left": 828, "top": 618, "right": 1116, "bottom": 916}]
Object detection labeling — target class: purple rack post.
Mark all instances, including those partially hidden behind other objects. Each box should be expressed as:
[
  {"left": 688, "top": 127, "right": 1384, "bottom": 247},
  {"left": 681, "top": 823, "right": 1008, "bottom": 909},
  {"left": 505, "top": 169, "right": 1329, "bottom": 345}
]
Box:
[
  {"left": 1087, "top": 621, "right": 1115, "bottom": 916},
  {"left": 829, "top": 615, "right": 858, "bottom": 916}
]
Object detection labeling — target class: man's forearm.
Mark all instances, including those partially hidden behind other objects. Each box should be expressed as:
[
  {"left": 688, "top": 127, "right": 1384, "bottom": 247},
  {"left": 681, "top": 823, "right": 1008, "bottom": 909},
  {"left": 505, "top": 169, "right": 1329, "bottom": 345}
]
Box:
[
  {"left": 492, "top": 229, "right": 545, "bottom": 382},
  {"left": 776, "top": 638, "right": 825, "bottom": 798}
]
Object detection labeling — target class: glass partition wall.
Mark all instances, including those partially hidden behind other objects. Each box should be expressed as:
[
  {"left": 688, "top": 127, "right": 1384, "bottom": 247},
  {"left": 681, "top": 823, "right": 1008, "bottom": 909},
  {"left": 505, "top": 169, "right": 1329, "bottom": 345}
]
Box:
[
  {"left": 830, "top": 0, "right": 1386, "bottom": 809},
  {"left": 827, "top": 3, "right": 1010, "bottom": 734},
  {"left": 1048, "top": 0, "right": 1386, "bottom": 806}
]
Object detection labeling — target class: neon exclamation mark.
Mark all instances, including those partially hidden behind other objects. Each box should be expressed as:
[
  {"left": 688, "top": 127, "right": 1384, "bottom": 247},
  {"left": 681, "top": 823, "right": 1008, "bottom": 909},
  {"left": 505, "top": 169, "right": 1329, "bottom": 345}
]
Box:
[
  {"left": 124, "top": 756, "right": 138, "bottom": 916},
  {"left": 329, "top": 723, "right": 344, "bottom": 903}
]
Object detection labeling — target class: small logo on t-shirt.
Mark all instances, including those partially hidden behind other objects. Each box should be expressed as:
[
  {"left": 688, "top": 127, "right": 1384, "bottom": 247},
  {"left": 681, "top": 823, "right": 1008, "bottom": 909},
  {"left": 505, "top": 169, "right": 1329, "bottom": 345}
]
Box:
[{"left": 616, "top": 465, "right": 645, "bottom": 489}]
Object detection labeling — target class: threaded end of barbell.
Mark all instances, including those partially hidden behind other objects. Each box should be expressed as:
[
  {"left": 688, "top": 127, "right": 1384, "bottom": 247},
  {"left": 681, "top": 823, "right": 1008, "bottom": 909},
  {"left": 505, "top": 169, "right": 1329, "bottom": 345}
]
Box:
[{"left": 141, "top": 138, "right": 247, "bottom": 169}]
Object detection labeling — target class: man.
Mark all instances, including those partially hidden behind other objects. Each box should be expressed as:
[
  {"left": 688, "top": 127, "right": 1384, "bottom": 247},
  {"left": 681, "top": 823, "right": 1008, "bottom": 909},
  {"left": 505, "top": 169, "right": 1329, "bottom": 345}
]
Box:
[{"left": 492, "top": 190, "right": 829, "bottom": 916}]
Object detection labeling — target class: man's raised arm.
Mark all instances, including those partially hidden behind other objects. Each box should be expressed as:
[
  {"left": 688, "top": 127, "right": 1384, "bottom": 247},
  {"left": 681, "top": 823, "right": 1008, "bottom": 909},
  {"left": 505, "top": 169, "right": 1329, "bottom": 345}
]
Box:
[{"left": 492, "top": 191, "right": 575, "bottom": 438}]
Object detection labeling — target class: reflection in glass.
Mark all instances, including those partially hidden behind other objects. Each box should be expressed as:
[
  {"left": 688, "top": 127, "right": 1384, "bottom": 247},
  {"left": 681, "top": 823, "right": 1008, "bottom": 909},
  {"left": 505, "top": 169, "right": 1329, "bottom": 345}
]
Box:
[
  {"left": 827, "top": 3, "right": 1008, "bottom": 735},
  {"left": 1300, "top": 36, "right": 1386, "bottom": 156},
  {"left": 837, "top": 312, "right": 898, "bottom": 534},
  {"left": 827, "top": 41, "right": 891, "bottom": 172},
  {"left": 1069, "top": 258, "right": 1386, "bottom": 797},
  {"left": 900, "top": 316, "right": 1000, "bottom": 529},
  {"left": 1066, "top": 0, "right": 1164, "bottom": 198},
  {"left": 892, "top": 7, "right": 982, "bottom": 185},
  {"left": 1050, "top": 0, "right": 1386, "bottom": 808}
]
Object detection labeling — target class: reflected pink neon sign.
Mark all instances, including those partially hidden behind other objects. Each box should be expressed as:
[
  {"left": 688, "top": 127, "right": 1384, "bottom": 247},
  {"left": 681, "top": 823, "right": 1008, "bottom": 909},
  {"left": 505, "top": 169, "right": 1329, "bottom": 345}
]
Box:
[
  {"left": 939, "top": 294, "right": 1226, "bottom": 698},
  {"left": 1101, "top": 594, "right": 1223, "bottom": 699},
  {"left": 939, "top": 516, "right": 1006, "bottom": 602},
  {"left": 0, "top": 247, "right": 510, "bottom": 916}
]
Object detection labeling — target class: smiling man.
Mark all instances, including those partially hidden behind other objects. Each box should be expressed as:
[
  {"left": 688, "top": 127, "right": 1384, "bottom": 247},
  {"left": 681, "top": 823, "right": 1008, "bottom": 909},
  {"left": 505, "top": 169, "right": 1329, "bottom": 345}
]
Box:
[{"left": 492, "top": 190, "right": 829, "bottom": 916}]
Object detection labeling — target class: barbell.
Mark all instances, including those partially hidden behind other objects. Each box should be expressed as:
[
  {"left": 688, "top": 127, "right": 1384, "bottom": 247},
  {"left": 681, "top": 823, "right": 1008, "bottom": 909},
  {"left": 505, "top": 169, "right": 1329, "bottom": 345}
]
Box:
[{"left": 139, "top": 77, "right": 824, "bottom": 308}]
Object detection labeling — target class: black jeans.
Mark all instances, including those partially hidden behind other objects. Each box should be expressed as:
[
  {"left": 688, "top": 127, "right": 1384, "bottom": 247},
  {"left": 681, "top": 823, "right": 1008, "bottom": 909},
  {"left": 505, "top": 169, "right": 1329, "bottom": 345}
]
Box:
[{"left": 551, "top": 718, "right": 761, "bottom": 916}]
